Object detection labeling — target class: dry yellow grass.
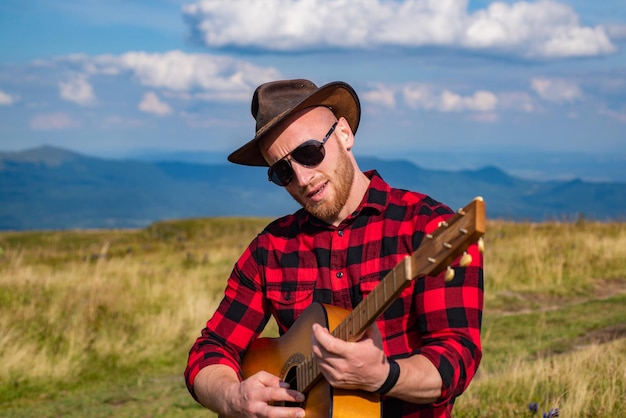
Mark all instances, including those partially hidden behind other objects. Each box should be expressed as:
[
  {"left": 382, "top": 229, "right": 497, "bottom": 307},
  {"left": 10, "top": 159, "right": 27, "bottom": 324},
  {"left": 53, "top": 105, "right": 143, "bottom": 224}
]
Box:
[
  {"left": 458, "top": 337, "right": 626, "bottom": 417},
  {"left": 485, "top": 220, "right": 626, "bottom": 312},
  {"left": 0, "top": 218, "right": 624, "bottom": 417}
]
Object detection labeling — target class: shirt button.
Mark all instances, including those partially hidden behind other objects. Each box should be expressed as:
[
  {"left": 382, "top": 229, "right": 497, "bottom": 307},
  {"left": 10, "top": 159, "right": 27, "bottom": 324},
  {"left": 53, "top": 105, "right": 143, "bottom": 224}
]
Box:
[
  {"left": 336, "top": 272, "right": 344, "bottom": 279},
  {"left": 338, "top": 230, "right": 344, "bottom": 237},
  {"left": 285, "top": 292, "right": 291, "bottom": 301}
]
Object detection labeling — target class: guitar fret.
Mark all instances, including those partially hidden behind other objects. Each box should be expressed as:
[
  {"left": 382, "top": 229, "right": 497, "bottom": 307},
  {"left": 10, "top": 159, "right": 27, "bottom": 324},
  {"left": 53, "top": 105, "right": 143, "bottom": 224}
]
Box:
[
  {"left": 382, "top": 274, "right": 387, "bottom": 302},
  {"left": 300, "top": 356, "right": 315, "bottom": 392},
  {"left": 346, "top": 314, "right": 353, "bottom": 340},
  {"left": 308, "top": 359, "right": 314, "bottom": 389},
  {"left": 348, "top": 311, "right": 356, "bottom": 336},
  {"left": 374, "top": 287, "right": 378, "bottom": 312},
  {"left": 298, "top": 361, "right": 303, "bottom": 391}
]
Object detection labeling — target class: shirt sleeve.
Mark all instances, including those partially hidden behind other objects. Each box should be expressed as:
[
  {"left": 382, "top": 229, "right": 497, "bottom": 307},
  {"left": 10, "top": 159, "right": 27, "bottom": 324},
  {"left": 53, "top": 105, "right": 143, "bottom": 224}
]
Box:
[
  {"left": 184, "top": 236, "right": 269, "bottom": 401},
  {"left": 414, "top": 214, "right": 484, "bottom": 405}
]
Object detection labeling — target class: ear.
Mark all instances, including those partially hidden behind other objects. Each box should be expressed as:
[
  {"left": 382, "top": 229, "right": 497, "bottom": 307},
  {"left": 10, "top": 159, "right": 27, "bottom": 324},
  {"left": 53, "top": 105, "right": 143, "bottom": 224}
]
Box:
[{"left": 336, "top": 117, "right": 355, "bottom": 151}]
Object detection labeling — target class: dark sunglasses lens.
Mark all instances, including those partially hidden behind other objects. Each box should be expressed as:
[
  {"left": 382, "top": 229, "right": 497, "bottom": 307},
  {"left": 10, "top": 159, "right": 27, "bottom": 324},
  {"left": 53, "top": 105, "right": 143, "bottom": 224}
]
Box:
[
  {"left": 268, "top": 140, "right": 326, "bottom": 186},
  {"left": 291, "top": 141, "right": 325, "bottom": 166},
  {"left": 269, "top": 160, "right": 293, "bottom": 186}
]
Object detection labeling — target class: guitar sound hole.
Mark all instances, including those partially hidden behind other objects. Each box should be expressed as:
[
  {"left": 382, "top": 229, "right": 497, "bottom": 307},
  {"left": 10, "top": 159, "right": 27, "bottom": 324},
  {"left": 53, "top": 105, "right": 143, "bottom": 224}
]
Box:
[{"left": 283, "top": 366, "right": 303, "bottom": 408}]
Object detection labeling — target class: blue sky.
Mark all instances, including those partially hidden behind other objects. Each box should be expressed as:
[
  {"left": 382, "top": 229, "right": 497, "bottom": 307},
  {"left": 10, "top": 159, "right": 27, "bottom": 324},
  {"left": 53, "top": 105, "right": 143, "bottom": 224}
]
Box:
[{"left": 1, "top": 0, "right": 625, "bottom": 180}]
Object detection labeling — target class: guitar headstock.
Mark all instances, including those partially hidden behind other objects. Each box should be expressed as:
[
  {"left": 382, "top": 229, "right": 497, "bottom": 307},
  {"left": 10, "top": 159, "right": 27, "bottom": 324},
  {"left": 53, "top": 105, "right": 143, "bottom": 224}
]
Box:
[{"left": 410, "top": 197, "right": 486, "bottom": 280}]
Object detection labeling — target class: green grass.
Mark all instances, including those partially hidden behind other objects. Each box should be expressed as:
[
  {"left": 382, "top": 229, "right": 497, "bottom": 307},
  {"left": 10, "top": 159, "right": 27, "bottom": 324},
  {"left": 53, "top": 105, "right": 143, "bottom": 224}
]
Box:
[{"left": 1, "top": 218, "right": 625, "bottom": 417}]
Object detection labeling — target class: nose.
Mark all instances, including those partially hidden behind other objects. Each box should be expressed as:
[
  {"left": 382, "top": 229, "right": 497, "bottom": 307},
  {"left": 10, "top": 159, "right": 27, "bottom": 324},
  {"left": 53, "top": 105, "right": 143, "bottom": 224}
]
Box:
[{"left": 289, "top": 160, "right": 315, "bottom": 187}]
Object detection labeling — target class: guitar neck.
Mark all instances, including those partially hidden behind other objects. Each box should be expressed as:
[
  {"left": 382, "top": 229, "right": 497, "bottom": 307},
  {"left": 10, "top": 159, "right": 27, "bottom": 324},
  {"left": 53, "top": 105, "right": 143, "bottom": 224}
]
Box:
[
  {"left": 295, "top": 258, "right": 412, "bottom": 393},
  {"left": 332, "top": 256, "right": 412, "bottom": 342},
  {"left": 333, "top": 198, "right": 485, "bottom": 342},
  {"left": 295, "top": 197, "right": 486, "bottom": 393}
]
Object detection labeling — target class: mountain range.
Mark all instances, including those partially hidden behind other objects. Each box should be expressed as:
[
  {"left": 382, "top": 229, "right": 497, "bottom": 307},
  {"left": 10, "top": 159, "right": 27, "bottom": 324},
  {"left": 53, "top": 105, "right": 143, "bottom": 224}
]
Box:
[{"left": 1, "top": 146, "right": 625, "bottom": 230}]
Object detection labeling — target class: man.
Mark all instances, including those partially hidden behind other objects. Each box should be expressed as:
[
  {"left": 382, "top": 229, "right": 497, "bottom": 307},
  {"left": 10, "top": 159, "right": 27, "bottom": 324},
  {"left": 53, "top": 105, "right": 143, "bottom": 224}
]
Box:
[{"left": 185, "top": 79, "right": 483, "bottom": 417}]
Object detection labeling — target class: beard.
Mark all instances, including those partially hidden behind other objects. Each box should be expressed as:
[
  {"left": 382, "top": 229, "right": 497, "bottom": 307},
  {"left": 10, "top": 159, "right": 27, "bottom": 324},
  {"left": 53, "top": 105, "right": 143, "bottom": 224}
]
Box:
[{"left": 290, "top": 146, "right": 355, "bottom": 223}]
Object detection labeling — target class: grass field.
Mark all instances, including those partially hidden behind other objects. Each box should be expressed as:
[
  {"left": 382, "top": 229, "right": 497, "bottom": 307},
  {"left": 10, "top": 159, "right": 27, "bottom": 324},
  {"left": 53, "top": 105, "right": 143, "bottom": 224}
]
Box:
[{"left": 0, "top": 218, "right": 625, "bottom": 417}]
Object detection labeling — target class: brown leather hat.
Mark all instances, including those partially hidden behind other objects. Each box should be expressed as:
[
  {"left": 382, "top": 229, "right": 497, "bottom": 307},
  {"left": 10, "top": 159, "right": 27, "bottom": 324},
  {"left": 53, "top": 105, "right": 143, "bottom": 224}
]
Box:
[{"left": 227, "top": 79, "right": 361, "bottom": 166}]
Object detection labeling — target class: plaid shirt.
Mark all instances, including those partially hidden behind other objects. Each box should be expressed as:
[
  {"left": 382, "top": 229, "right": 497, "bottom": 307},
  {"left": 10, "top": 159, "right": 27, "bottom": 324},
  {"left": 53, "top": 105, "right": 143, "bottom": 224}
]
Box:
[{"left": 186, "top": 171, "right": 483, "bottom": 418}]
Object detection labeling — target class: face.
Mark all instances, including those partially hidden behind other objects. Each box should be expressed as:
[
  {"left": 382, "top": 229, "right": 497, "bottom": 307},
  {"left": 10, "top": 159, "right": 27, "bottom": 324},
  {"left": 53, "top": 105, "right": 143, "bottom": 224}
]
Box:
[{"left": 261, "top": 107, "right": 356, "bottom": 224}]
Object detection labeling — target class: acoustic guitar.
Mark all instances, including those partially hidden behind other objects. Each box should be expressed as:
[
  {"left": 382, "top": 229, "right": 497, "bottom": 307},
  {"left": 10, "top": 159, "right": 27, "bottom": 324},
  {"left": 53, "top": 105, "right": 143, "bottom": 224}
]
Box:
[{"left": 241, "top": 197, "right": 486, "bottom": 417}]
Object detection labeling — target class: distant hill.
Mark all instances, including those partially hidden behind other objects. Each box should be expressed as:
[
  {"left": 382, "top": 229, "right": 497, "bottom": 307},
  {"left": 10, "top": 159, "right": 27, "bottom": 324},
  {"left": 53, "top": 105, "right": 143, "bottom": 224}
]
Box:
[{"left": 1, "top": 146, "right": 625, "bottom": 230}]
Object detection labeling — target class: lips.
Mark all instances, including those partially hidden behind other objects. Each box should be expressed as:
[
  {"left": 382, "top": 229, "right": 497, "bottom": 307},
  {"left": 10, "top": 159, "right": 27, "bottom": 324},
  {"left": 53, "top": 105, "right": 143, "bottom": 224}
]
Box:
[{"left": 306, "top": 180, "right": 328, "bottom": 199}]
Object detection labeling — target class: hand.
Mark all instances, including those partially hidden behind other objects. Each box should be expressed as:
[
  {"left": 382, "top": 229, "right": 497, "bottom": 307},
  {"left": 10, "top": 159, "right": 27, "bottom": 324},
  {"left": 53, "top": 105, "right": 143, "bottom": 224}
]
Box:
[
  {"left": 222, "top": 371, "right": 305, "bottom": 418},
  {"left": 310, "top": 322, "right": 389, "bottom": 393}
]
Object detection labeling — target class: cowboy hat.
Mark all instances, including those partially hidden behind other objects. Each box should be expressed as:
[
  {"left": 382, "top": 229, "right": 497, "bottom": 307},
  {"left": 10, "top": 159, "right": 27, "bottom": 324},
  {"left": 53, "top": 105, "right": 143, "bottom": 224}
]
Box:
[{"left": 227, "top": 79, "right": 361, "bottom": 166}]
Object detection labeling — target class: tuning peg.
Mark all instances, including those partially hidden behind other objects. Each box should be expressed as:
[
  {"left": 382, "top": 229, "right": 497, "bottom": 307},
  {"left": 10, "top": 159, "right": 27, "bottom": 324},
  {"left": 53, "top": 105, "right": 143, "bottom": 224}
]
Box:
[
  {"left": 460, "top": 251, "right": 472, "bottom": 267},
  {"left": 477, "top": 237, "right": 485, "bottom": 253},
  {"left": 445, "top": 266, "right": 455, "bottom": 282}
]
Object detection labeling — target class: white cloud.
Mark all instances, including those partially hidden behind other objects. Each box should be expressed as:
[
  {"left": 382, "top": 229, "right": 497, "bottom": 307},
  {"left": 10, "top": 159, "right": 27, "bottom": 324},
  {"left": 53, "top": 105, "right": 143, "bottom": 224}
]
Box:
[
  {"left": 497, "top": 92, "right": 535, "bottom": 112},
  {"left": 59, "top": 74, "right": 96, "bottom": 105},
  {"left": 18, "top": 50, "right": 282, "bottom": 122},
  {"left": 30, "top": 112, "right": 79, "bottom": 130},
  {"left": 86, "top": 50, "right": 281, "bottom": 97},
  {"left": 401, "top": 84, "right": 437, "bottom": 110},
  {"left": 138, "top": 92, "right": 172, "bottom": 116},
  {"left": 531, "top": 77, "right": 583, "bottom": 103},
  {"left": 362, "top": 85, "right": 397, "bottom": 108},
  {"left": 400, "top": 84, "right": 498, "bottom": 112},
  {"left": 44, "top": 51, "right": 281, "bottom": 104},
  {"left": 439, "top": 90, "right": 498, "bottom": 112},
  {"left": 182, "top": 0, "right": 616, "bottom": 58},
  {"left": 464, "top": 1, "right": 615, "bottom": 57},
  {"left": 0, "top": 90, "right": 17, "bottom": 106},
  {"left": 367, "top": 82, "right": 536, "bottom": 116}
]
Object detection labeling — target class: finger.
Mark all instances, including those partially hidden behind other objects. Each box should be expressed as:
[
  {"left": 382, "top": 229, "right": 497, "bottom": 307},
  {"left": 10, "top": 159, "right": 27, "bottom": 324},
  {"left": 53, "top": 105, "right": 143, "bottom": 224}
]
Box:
[
  {"left": 259, "top": 403, "right": 306, "bottom": 418},
  {"left": 312, "top": 323, "right": 342, "bottom": 354},
  {"left": 243, "top": 385, "right": 305, "bottom": 417},
  {"left": 252, "top": 372, "right": 305, "bottom": 403},
  {"left": 253, "top": 370, "right": 287, "bottom": 388},
  {"left": 267, "top": 386, "right": 305, "bottom": 404},
  {"left": 311, "top": 323, "right": 328, "bottom": 338},
  {"left": 249, "top": 395, "right": 305, "bottom": 418}
]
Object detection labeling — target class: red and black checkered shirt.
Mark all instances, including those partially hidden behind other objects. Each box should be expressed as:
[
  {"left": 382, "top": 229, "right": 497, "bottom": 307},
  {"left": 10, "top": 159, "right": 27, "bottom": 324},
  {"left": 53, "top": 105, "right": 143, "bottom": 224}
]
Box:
[{"left": 186, "top": 171, "right": 483, "bottom": 417}]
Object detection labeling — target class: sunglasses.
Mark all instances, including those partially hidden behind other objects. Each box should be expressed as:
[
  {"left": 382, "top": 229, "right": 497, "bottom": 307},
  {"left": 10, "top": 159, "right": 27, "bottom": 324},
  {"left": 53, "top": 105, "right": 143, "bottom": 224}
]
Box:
[{"left": 267, "top": 122, "right": 338, "bottom": 186}]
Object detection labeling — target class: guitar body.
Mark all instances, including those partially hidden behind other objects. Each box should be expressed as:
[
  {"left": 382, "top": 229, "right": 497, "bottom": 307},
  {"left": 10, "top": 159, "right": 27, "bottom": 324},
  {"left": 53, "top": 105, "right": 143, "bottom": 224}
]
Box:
[{"left": 241, "top": 302, "right": 381, "bottom": 418}]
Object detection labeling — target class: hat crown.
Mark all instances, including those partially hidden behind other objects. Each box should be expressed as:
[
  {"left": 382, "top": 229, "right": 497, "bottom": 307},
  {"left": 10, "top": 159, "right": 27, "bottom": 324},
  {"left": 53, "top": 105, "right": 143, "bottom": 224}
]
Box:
[
  {"left": 252, "top": 79, "right": 318, "bottom": 134},
  {"left": 228, "top": 78, "right": 360, "bottom": 166}
]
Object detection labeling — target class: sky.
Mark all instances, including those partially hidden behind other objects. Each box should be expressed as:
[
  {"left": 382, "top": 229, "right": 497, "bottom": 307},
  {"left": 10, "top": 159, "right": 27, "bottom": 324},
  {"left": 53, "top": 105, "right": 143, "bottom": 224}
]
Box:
[{"left": 1, "top": 0, "right": 625, "bottom": 181}]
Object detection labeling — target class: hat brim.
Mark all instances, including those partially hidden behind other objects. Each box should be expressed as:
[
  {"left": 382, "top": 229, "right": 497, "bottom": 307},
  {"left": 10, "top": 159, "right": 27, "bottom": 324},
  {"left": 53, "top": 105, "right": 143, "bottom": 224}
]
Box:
[{"left": 227, "top": 81, "right": 360, "bottom": 167}]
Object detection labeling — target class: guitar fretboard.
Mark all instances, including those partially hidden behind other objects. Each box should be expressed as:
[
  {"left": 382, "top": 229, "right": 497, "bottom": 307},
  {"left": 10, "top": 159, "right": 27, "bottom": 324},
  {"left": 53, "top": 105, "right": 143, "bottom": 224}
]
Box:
[
  {"left": 294, "top": 197, "right": 485, "bottom": 393},
  {"left": 295, "top": 257, "right": 412, "bottom": 392}
]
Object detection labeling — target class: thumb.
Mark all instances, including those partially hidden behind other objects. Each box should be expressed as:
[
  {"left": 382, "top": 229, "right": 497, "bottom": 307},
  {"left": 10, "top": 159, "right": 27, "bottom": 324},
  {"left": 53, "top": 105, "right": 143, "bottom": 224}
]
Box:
[{"left": 364, "top": 322, "right": 383, "bottom": 345}]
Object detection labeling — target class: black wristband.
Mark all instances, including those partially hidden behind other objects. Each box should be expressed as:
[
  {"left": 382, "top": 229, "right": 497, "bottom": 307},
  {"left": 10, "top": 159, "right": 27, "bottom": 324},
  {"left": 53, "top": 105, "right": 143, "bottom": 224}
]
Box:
[{"left": 374, "top": 358, "right": 400, "bottom": 395}]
